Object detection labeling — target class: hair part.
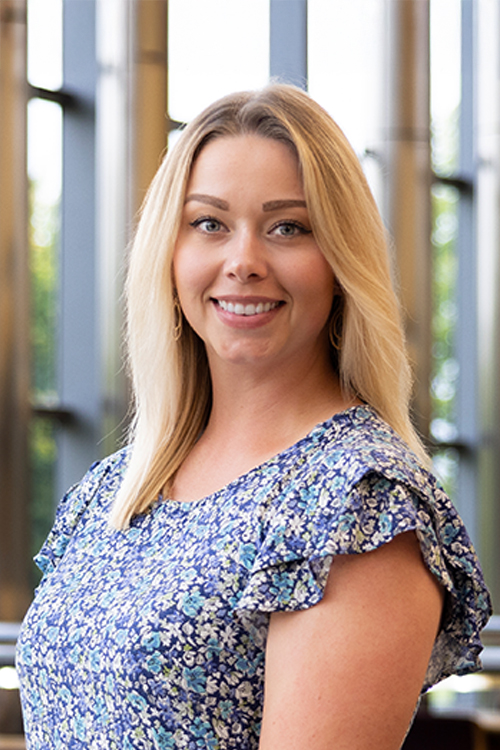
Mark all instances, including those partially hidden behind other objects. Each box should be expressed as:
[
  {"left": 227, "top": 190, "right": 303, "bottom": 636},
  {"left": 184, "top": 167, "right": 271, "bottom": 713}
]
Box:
[{"left": 110, "top": 83, "right": 429, "bottom": 528}]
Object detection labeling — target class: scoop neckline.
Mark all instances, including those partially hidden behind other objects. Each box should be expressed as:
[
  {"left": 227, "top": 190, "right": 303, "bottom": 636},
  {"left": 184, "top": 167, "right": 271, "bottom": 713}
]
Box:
[{"left": 157, "top": 403, "right": 373, "bottom": 510}]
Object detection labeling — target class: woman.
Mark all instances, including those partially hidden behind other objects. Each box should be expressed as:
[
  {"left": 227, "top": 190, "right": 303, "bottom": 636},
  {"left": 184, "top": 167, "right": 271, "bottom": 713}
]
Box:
[{"left": 17, "top": 85, "right": 491, "bottom": 749}]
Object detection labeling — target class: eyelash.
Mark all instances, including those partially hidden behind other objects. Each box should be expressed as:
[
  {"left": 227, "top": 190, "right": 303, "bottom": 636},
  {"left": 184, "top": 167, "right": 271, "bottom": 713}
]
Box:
[
  {"left": 269, "top": 220, "right": 312, "bottom": 237},
  {"left": 189, "top": 216, "right": 223, "bottom": 233},
  {"left": 188, "top": 217, "right": 312, "bottom": 237}
]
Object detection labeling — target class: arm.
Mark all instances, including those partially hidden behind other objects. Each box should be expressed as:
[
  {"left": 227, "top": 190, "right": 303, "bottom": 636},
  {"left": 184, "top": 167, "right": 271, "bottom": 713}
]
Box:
[{"left": 259, "top": 531, "right": 443, "bottom": 750}]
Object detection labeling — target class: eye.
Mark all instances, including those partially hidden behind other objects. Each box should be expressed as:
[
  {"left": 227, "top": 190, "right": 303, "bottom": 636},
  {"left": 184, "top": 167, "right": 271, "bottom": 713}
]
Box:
[
  {"left": 269, "top": 220, "right": 312, "bottom": 237},
  {"left": 190, "top": 216, "right": 224, "bottom": 233}
]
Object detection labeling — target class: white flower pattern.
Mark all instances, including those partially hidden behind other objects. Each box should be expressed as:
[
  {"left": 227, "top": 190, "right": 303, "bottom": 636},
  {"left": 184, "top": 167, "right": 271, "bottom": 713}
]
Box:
[{"left": 16, "top": 406, "right": 491, "bottom": 749}]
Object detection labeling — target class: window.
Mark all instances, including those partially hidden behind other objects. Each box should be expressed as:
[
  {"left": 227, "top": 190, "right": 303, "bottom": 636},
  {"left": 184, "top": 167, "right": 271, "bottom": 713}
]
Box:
[
  {"left": 27, "top": 0, "right": 63, "bottom": 567},
  {"left": 5, "top": 0, "right": 499, "bottom": 620}
]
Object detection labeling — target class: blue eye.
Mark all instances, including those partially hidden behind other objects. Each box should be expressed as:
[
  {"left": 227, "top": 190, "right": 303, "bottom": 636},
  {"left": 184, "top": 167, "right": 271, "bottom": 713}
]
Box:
[
  {"left": 270, "top": 221, "right": 311, "bottom": 237},
  {"left": 277, "top": 223, "right": 299, "bottom": 236},
  {"left": 190, "top": 217, "right": 222, "bottom": 233}
]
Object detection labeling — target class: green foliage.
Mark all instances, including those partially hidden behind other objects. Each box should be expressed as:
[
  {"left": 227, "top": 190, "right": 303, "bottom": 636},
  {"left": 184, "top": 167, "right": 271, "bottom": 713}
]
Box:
[
  {"left": 29, "top": 180, "right": 59, "bottom": 580},
  {"left": 29, "top": 419, "right": 57, "bottom": 577},
  {"left": 431, "top": 183, "right": 459, "bottom": 430},
  {"left": 430, "top": 183, "right": 459, "bottom": 496},
  {"left": 29, "top": 183, "right": 58, "bottom": 399},
  {"left": 429, "top": 103, "right": 461, "bottom": 497}
]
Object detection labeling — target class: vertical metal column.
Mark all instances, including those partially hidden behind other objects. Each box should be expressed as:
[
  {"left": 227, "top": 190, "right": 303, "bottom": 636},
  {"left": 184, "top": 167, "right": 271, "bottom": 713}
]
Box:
[
  {"left": 270, "top": 0, "right": 307, "bottom": 89},
  {"left": 0, "top": 0, "right": 32, "bottom": 619},
  {"left": 474, "top": 0, "right": 500, "bottom": 601},
  {"left": 454, "top": 0, "right": 478, "bottom": 543},
  {"left": 134, "top": 0, "right": 169, "bottom": 208},
  {"left": 96, "top": 0, "right": 169, "bottom": 458},
  {"left": 384, "top": 0, "right": 432, "bottom": 441},
  {"left": 96, "top": 0, "right": 134, "bottom": 458},
  {"left": 57, "top": 0, "right": 100, "bottom": 497}
]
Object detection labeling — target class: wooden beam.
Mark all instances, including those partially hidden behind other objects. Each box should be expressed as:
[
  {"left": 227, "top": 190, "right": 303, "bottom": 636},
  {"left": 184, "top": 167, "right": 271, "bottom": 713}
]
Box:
[
  {"left": 0, "top": 0, "right": 32, "bottom": 620},
  {"left": 387, "top": 0, "right": 433, "bottom": 441},
  {"left": 134, "top": 0, "right": 169, "bottom": 210}
]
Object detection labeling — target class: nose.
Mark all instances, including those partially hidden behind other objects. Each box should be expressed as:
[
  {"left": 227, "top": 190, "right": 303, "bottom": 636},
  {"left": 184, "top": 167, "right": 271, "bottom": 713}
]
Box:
[{"left": 224, "top": 228, "right": 268, "bottom": 283}]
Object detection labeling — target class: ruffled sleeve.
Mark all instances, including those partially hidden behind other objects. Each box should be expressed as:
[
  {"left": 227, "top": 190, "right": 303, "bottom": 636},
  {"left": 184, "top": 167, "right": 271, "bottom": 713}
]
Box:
[
  {"left": 34, "top": 449, "right": 129, "bottom": 579},
  {"left": 235, "top": 465, "right": 492, "bottom": 691}
]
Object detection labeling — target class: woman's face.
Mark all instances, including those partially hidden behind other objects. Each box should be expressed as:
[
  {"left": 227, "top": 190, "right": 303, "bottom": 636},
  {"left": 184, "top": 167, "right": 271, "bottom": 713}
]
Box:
[{"left": 173, "top": 134, "right": 336, "bottom": 372}]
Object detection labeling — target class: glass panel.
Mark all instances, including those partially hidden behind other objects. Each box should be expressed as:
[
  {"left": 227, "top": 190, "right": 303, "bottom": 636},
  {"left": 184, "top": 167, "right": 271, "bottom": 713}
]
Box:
[
  {"left": 427, "top": 672, "right": 500, "bottom": 715},
  {"left": 432, "top": 448, "right": 459, "bottom": 499},
  {"left": 168, "top": 0, "right": 269, "bottom": 124},
  {"left": 308, "top": 0, "right": 384, "bottom": 157},
  {"left": 429, "top": 0, "right": 461, "bottom": 502},
  {"left": 308, "top": 0, "right": 385, "bottom": 208},
  {"left": 28, "top": 99, "right": 62, "bottom": 401},
  {"left": 430, "top": 183, "right": 459, "bottom": 450},
  {"left": 430, "top": 0, "right": 461, "bottom": 176},
  {"left": 29, "top": 418, "right": 57, "bottom": 573},
  {"left": 27, "top": 0, "right": 63, "bottom": 90},
  {"left": 27, "top": 98, "right": 62, "bottom": 565}
]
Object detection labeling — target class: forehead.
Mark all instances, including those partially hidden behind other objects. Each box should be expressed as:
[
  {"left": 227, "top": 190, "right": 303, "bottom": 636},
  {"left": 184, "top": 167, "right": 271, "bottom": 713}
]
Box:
[{"left": 186, "top": 134, "right": 303, "bottom": 195}]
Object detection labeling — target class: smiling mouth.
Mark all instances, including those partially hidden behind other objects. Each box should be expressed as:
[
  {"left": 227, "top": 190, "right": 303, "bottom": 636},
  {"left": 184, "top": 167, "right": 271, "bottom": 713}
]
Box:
[{"left": 215, "top": 299, "right": 282, "bottom": 316}]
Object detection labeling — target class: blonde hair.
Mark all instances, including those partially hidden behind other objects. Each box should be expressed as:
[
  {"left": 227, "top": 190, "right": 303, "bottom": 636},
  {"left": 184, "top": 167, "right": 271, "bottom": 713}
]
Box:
[{"left": 111, "top": 84, "right": 428, "bottom": 528}]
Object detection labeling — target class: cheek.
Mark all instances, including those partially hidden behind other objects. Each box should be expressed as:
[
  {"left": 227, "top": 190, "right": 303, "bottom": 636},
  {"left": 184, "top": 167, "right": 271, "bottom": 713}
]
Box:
[
  {"left": 172, "top": 249, "right": 194, "bottom": 323},
  {"left": 172, "top": 250, "right": 186, "bottom": 296},
  {"left": 172, "top": 247, "right": 215, "bottom": 325},
  {"left": 173, "top": 246, "right": 202, "bottom": 296},
  {"left": 296, "top": 255, "right": 336, "bottom": 317}
]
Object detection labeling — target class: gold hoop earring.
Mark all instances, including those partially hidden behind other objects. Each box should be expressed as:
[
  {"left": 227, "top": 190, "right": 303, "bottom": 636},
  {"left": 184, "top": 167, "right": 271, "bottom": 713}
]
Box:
[{"left": 173, "top": 296, "right": 183, "bottom": 341}]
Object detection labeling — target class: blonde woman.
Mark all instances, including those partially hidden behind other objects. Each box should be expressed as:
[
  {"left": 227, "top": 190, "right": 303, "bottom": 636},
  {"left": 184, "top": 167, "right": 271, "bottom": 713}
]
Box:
[{"left": 17, "top": 85, "right": 490, "bottom": 749}]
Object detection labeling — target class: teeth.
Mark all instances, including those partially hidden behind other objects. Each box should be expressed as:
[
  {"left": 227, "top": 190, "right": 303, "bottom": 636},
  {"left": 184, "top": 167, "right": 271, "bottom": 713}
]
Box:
[{"left": 218, "top": 300, "right": 280, "bottom": 316}]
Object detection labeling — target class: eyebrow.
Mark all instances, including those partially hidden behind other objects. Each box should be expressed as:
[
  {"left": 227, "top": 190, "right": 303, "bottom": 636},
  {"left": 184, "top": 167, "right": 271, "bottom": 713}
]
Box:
[
  {"left": 185, "top": 194, "right": 229, "bottom": 211},
  {"left": 184, "top": 194, "right": 308, "bottom": 212},
  {"left": 262, "top": 199, "right": 307, "bottom": 211}
]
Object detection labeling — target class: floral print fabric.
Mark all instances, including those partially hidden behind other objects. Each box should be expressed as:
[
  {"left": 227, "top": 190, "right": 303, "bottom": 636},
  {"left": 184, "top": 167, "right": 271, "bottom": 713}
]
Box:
[{"left": 17, "top": 405, "right": 491, "bottom": 749}]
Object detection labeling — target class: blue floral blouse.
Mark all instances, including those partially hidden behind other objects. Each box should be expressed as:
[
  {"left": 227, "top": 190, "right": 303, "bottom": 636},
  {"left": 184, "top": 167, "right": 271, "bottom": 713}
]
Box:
[{"left": 17, "top": 405, "right": 491, "bottom": 749}]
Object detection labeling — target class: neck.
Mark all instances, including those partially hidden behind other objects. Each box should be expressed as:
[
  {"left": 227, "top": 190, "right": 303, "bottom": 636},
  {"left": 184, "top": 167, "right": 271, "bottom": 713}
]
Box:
[
  {"left": 169, "top": 348, "right": 357, "bottom": 502},
  {"left": 204, "top": 350, "right": 351, "bottom": 454}
]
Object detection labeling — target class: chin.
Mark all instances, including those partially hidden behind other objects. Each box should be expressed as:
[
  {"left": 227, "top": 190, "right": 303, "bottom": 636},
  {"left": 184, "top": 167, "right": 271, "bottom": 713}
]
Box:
[{"left": 210, "top": 340, "right": 279, "bottom": 366}]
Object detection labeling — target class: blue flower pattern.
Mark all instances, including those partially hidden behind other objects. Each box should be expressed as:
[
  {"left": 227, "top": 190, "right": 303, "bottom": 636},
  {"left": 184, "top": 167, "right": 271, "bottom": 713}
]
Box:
[{"left": 16, "top": 406, "right": 491, "bottom": 748}]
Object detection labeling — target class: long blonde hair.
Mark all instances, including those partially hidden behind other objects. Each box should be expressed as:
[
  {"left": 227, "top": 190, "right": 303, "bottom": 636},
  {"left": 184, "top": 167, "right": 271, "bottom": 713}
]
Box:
[{"left": 111, "top": 84, "right": 428, "bottom": 528}]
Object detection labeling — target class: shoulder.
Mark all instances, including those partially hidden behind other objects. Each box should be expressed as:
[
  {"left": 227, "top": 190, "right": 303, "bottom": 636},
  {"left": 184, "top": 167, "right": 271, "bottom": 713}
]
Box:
[
  {"left": 85, "top": 445, "right": 131, "bottom": 483},
  {"left": 59, "top": 446, "right": 131, "bottom": 519},
  {"left": 245, "top": 407, "right": 492, "bottom": 687},
  {"left": 275, "top": 405, "right": 438, "bottom": 544},
  {"left": 293, "top": 406, "right": 477, "bottom": 576},
  {"left": 258, "top": 408, "right": 431, "bottom": 566},
  {"left": 35, "top": 447, "right": 131, "bottom": 577},
  {"left": 309, "top": 404, "right": 432, "bottom": 496},
  {"left": 241, "top": 408, "right": 431, "bottom": 604}
]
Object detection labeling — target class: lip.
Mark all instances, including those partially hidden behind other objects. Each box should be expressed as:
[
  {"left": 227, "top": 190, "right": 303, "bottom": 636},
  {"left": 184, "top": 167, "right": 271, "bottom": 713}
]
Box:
[
  {"left": 210, "top": 296, "right": 284, "bottom": 328},
  {"left": 212, "top": 295, "right": 283, "bottom": 304}
]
